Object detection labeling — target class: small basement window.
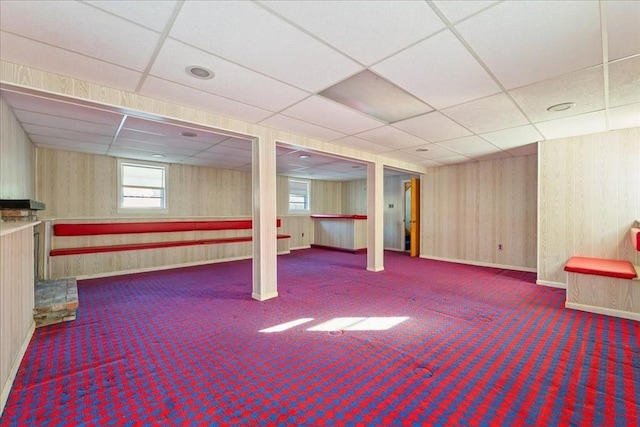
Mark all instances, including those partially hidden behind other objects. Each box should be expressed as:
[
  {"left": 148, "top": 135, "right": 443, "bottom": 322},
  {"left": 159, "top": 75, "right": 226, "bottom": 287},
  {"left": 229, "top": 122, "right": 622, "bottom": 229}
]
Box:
[
  {"left": 289, "top": 179, "right": 310, "bottom": 213},
  {"left": 118, "top": 159, "right": 167, "bottom": 212}
]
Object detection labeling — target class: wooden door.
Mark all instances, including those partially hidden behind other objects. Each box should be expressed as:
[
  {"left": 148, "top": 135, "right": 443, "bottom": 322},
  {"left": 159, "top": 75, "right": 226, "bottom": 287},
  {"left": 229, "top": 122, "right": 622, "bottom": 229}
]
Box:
[{"left": 410, "top": 177, "right": 420, "bottom": 257}]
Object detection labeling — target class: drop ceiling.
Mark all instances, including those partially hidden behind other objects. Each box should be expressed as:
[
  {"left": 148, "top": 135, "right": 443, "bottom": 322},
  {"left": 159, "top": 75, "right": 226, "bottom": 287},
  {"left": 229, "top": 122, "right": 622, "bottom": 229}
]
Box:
[{"left": 0, "top": 0, "right": 638, "bottom": 178}]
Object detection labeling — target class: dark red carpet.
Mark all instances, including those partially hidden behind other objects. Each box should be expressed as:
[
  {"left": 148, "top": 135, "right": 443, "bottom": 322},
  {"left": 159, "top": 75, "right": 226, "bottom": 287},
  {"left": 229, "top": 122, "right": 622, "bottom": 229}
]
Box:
[{"left": 2, "top": 249, "right": 639, "bottom": 426}]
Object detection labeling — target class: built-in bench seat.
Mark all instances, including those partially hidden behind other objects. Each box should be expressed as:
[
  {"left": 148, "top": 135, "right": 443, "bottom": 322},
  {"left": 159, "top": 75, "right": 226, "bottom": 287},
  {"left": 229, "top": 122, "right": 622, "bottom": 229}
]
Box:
[
  {"left": 564, "top": 256, "right": 639, "bottom": 321},
  {"left": 564, "top": 256, "right": 637, "bottom": 279},
  {"left": 46, "top": 218, "right": 290, "bottom": 279}
]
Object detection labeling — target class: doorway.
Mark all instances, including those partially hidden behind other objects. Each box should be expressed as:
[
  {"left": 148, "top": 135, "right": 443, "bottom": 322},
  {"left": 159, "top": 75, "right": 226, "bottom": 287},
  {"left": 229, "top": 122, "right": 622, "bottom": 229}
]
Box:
[{"left": 403, "top": 177, "right": 420, "bottom": 257}]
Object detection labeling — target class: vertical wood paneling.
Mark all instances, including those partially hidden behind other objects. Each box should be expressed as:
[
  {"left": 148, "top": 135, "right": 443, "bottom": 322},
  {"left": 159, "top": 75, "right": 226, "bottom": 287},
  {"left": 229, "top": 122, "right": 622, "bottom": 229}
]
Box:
[
  {"left": 311, "top": 180, "right": 343, "bottom": 214},
  {"left": 1, "top": 225, "right": 36, "bottom": 411},
  {"left": 342, "top": 180, "right": 366, "bottom": 214},
  {"left": 0, "top": 96, "right": 35, "bottom": 199},
  {"left": 538, "top": 128, "right": 640, "bottom": 286},
  {"left": 421, "top": 155, "right": 537, "bottom": 270}
]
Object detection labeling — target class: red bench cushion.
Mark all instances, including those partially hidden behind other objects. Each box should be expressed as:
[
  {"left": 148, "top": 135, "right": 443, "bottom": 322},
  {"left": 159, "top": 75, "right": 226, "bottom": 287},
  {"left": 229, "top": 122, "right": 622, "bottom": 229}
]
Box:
[
  {"left": 631, "top": 227, "right": 640, "bottom": 252},
  {"left": 564, "top": 256, "right": 637, "bottom": 279},
  {"left": 54, "top": 219, "right": 281, "bottom": 236}
]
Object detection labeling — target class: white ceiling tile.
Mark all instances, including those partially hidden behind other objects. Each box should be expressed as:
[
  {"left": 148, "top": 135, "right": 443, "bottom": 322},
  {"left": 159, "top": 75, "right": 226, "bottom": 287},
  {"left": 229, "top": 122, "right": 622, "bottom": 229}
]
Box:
[
  {"left": 535, "top": 111, "right": 607, "bottom": 140},
  {"left": 606, "top": 0, "right": 640, "bottom": 61},
  {"left": 140, "top": 77, "right": 272, "bottom": 123},
  {"left": 480, "top": 125, "right": 544, "bottom": 150},
  {"left": 22, "top": 124, "right": 113, "bottom": 145},
  {"left": 261, "top": 0, "right": 445, "bottom": 65},
  {"left": 383, "top": 150, "right": 438, "bottom": 165},
  {"left": 373, "top": 30, "right": 501, "bottom": 109},
  {"left": 111, "top": 138, "right": 204, "bottom": 156},
  {"left": 608, "top": 56, "right": 640, "bottom": 108},
  {"left": 507, "top": 143, "right": 538, "bottom": 157},
  {"left": 259, "top": 114, "right": 346, "bottom": 142},
  {"left": 35, "top": 143, "right": 108, "bottom": 156},
  {"left": 115, "top": 133, "right": 213, "bottom": 152},
  {"left": 84, "top": 0, "right": 178, "bottom": 32},
  {"left": 331, "top": 136, "right": 392, "bottom": 154},
  {"left": 510, "top": 66, "right": 605, "bottom": 122},
  {"left": 456, "top": 1, "right": 602, "bottom": 89},
  {"left": 0, "top": 32, "right": 142, "bottom": 93},
  {"left": 607, "top": 103, "right": 640, "bottom": 131},
  {"left": 169, "top": 1, "right": 362, "bottom": 92},
  {"left": 30, "top": 136, "right": 110, "bottom": 153},
  {"left": 280, "top": 96, "right": 385, "bottom": 135},
  {"left": 442, "top": 92, "right": 530, "bottom": 133},
  {"left": 12, "top": 109, "right": 120, "bottom": 136},
  {"left": 393, "top": 111, "right": 472, "bottom": 142},
  {"left": 0, "top": 1, "right": 160, "bottom": 71},
  {"left": 202, "top": 145, "right": 253, "bottom": 159},
  {"left": 354, "top": 126, "right": 428, "bottom": 150},
  {"left": 1, "top": 90, "right": 124, "bottom": 126},
  {"left": 149, "top": 39, "right": 309, "bottom": 111},
  {"left": 432, "top": 1, "right": 500, "bottom": 24},
  {"left": 435, "top": 135, "right": 501, "bottom": 156},
  {"left": 404, "top": 143, "right": 462, "bottom": 160},
  {"left": 121, "top": 117, "right": 230, "bottom": 146},
  {"left": 218, "top": 140, "right": 252, "bottom": 151}
]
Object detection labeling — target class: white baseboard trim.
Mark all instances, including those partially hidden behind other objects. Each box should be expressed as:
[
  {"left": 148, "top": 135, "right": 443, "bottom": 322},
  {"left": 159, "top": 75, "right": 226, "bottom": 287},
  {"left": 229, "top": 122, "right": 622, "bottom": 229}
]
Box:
[
  {"left": 290, "top": 245, "right": 311, "bottom": 251},
  {"left": 565, "top": 301, "right": 640, "bottom": 322},
  {"left": 536, "top": 279, "right": 567, "bottom": 289},
  {"left": 419, "top": 255, "right": 537, "bottom": 273},
  {"left": 1, "top": 321, "right": 35, "bottom": 416}
]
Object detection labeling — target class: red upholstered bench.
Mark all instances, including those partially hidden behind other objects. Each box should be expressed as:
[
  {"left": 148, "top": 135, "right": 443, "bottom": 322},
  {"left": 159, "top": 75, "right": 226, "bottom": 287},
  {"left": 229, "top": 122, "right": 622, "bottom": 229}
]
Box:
[
  {"left": 564, "top": 256, "right": 638, "bottom": 280},
  {"left": 50, "top": 220, "right": 289, "bottom": 256}
]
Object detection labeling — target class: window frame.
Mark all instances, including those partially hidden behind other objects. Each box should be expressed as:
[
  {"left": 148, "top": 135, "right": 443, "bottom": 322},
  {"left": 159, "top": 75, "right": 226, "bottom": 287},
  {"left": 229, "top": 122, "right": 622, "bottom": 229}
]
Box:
[
  {"left": 117, "top": 158, "right": 168, "bottom": 214},
  {"left": 288, "top": 178, "right": 310, "bottom": 214}
]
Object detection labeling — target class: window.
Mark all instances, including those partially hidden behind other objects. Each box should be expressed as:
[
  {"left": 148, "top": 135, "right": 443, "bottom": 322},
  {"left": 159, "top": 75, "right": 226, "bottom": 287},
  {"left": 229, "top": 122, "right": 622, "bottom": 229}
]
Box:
[
  {"left": 289, "top": 179, "right": 310, "bottom": 213},
  {"left": 118, "top": 159, "right": 167, "bottom": 211}
]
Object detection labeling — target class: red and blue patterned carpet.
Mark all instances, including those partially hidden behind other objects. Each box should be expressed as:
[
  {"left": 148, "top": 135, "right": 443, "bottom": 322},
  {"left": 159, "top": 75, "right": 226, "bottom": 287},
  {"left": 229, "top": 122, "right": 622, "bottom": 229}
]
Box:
[{"left": 2, "top": 249, "right": 639, "bottom": 426}]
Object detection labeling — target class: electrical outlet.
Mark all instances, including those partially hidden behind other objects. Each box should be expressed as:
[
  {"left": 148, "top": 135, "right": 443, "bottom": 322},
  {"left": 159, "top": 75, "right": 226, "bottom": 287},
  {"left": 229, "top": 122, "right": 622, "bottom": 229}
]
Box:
[
  {"left": 498, "top": 244, "right": 503, "bottom": 250},
  {"left": 388, "top": 204, "right": 394, "bottom": 208}
]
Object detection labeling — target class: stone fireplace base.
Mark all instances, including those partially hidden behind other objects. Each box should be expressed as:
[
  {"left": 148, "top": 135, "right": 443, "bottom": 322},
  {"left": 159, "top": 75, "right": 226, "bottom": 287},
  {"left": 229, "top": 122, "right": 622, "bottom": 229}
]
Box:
[{"left": 34, "top": 278, "right": 78, "bottom": 327}]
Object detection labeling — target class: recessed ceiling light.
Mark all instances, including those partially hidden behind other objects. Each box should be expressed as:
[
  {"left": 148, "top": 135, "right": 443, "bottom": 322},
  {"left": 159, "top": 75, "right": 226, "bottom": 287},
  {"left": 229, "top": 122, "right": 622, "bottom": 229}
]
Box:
[
  {"left": 186, "top": 66, "right": 214, "bottom": 80},
  {"left": 180, "top": 131, "right": 198, "bottom": 138},
  {"left": 299, "top": 154, "right": 310, "bottom": 159},
  {"left": 151, "top": 153, "right": 165, "bottom": 158},
  {"left": 416, "top": 148, "right": 429, "bottom": 152},
  {"left": 547, "top": 102, "right": 575, "bottom": 112}
]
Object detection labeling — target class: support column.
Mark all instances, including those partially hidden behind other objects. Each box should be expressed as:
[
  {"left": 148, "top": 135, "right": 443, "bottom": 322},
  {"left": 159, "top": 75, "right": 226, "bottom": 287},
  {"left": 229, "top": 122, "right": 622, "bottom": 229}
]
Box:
[
  {"left": 252, "top": 136, "right": 278, "bottom": 301},
  {"left": 366, "top": 161, "right": 384, "bottom": 272}
]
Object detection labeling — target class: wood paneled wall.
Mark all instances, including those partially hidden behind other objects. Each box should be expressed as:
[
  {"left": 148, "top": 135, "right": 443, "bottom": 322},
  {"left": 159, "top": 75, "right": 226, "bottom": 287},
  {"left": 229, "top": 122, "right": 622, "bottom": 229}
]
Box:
[
  {"left": 0, "top": 95, "right": 35, "bottom": 199},
  {"left": 1, "top": 224, "right": 36, "bottom": 413},
  {"left": 339, "top": 175, "right": 412, "bottom": 251},
  {"left": 342, "top": 179, "right": 367, "bottom": 214},
  {"left": 538, "top": 128, "right": 640, "bottom": 287},
  {"left": 36, "top": 148, "right": 253, "bottom": 218},
  {"left": 421, "top": 155, "right": 537, "bottom": 270},
  {"left": 37, "top": 149, "right": 353, "bottom": 250}
]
